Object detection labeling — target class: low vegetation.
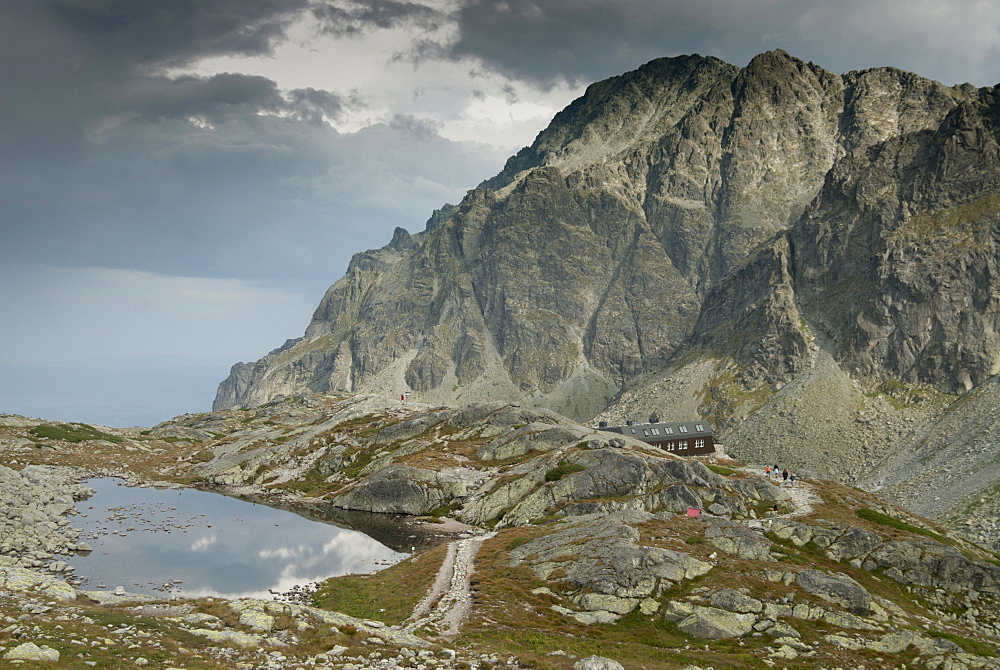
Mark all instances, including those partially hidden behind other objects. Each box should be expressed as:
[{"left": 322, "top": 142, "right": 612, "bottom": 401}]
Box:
[
  {"left": 30, "top": 423, "right": 121, "bottom": 444},
  {"left": 856, "top": 507, "right": 951, "bottom": 544},
  {"left": 312, "top": 543, "right": 449, "bottom": 625},
  {"left": 544, "top": 460, "right": 586, "bottom": 482}
]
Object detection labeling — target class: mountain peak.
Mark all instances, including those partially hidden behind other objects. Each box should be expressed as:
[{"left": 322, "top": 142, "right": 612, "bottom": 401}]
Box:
[{"left": 214, "top": 52, "right": 1000, "bottom": 550}]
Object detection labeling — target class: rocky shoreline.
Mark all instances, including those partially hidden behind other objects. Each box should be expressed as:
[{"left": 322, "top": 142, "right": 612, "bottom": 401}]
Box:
[{"left": 0, "top": 464, "right": 99, "bottom": 574}]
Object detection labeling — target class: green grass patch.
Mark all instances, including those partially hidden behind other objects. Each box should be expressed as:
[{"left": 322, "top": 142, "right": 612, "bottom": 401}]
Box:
[
  {"left": 928, "top": 630, "right": 997, "bottom": 657},
  {"left": 428, "top": 501, "right": 461, "bottom": 519},
  {"left": 706, "top": 464, "right": 735, "bottom": 476},
  {"left": 342, "top": 448, "right": 375, "bottom": 479},
  {"left": 30, "top": 423, "right": 121, "bottom": 444},
  {"left": 856, "top": 508, "right": 950, "bottom": 544},
  {"left": 505, "top": 536, "right": 532, "bottom": 552},
  {"left": 544, "top": 460, "right": 586, "bottom": 482},
  {"left": 312, "top": 543, "right": 448, "bottom": 624}
]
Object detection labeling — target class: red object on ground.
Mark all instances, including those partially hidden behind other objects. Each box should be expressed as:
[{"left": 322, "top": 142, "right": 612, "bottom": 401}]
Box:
[{"left": 686, "top": 508, "right": 701, "bottom": 517}]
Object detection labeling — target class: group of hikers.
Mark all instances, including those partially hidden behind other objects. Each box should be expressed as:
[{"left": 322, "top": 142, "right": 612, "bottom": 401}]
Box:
[{"left": 765, "top": 464, "right": 796, "bottom": 486}]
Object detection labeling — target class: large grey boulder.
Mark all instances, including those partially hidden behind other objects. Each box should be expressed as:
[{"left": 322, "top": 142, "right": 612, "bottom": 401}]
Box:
[
  {"left": 654, "top": 484, "right": 703, "bottom": 513},
  {"left": 329, "top": 464, "right": 470, "bottom": 514},
  {"left": 574, "top": 656, "right": 624, "bottom": 670},
  {"left": 4, "top": 642, "right": 60, "bottom": 662},
  {"left": 795, "top": 570, "right": 871, "bottom": 615},
  {"left": 710, "top": 588, "right": 763, "bottom": 614},
  {"left": 705, "top": 520, "right": 772, "bottom": 560},
  {"left": 676, "top": 606, "right": 756, "bottom": 639},
  {"left": 826, "top": 526, "right": 882, "bottom": 562},
  {"left": 508, "top": 511, "right": 711, "bottom": 611}
]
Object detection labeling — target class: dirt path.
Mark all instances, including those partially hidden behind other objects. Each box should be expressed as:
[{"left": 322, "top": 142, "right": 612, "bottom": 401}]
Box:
[
  {"left": 739, "top": 466, "right": 821, "bottom": 519},
  {"left": 405, "top": 531, "right": 496, "bottom": 639}
]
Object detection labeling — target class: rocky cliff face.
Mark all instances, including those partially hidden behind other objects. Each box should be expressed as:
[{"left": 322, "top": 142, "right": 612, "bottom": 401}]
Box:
[{"left": 216, "top": 50, "right": 979, "bottom": 421}]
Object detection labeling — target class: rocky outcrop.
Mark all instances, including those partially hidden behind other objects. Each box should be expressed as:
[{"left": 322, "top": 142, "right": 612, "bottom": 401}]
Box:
[
  {"left": 329, "top": 464, "right": 474, "bottom": 515},
  {"left": 214, "top": 50, "right": 976, "bottom": 424}
]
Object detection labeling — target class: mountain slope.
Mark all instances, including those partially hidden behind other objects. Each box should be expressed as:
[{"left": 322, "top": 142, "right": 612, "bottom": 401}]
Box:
[{"left": 215, "top": 50, "right": 974, "bottom": 419}]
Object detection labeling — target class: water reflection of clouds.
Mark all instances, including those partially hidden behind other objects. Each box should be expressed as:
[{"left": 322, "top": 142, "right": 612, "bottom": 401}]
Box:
[
  {"left": 190, "top": 536, "right": 217, "bottom": 551},
  {"left": 257, "top": 545, "right": 307, "bottom": 560},
  {"left": 69, "top": 478, "right": 408, "bottom": 600}
]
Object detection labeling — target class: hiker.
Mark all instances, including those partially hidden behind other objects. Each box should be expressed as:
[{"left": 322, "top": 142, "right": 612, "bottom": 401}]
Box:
[
  {"left": 782, "top": 468, "right": 789, "bottom": 482},
  {"left": 765, "top": 465, "right": 772, "bottom": 479},
  {"left": 789, "top": 473, "right": 796, "bottom": 487},
  {"left": 771, "top": 503, "right": 779, "bottom": 517}
]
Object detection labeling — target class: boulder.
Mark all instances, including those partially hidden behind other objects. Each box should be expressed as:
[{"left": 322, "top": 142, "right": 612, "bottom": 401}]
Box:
[
  {"left": 647, "top": 548, "right": 713, "bottom": 582},
  {"left": 574, "top": 656, "right": 624, "bottom": 670},
  {"left": 239, "top": 608, "right": 276, "bottom": 632},
  {"left": 577, "top": 593, "right": 639, "bottom": 615},
  {"left": 330, "top": 464, "right": 469, "bottom": 514},
  {"left": 656, "top": 484, "right": 703, "bottom": 513},
  {"left": 705, "top": 521, "right": 772, "bottom": 560},
  {"left": 826, "top": 526, "right": 882, "bottom": 562},
  {"left": 710, "top": 588, "right": 763, "bottom": 614},
  {"left": 4, "top": 642, "right": 60, "bottom": 662},
  {"left": 795, "top": 570, "right": 871, "bottom": 615},
  {"left": 676, "top": 606, "right": 756, "bottom": 639},
  {"left": 870, "top": 630, "right": 924, "bottom": 653}
]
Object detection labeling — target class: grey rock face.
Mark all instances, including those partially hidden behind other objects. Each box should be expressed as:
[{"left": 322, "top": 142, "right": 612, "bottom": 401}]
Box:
[
  {"left": 705, "top": 520, "right": 772, "bottom": 560},
  {"left": 710, "top": 588, "right": 763, "bottom": 614},
  {"left": 792, "top": 89, "right": 1000, "bottom": 394},
  {"left": 795, "top": 570, "right": 872, "bottom": 615},
  {"left": 330, "top": 464, "right": 471, "bottom": 515},
  {"left": 676, "top": 606, "right": 757, "bottom": 639},
  {"left": 214, "top": 51, "right": 974, "bottom": 425}
]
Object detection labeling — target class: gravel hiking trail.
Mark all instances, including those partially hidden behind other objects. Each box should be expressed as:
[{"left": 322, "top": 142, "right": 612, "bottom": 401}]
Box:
[
  {"left": 405, "top": 531, "right": 496, "bottom": 639},
  {"left": 739, "top": 465, "right": 820, "bottom": 519}
]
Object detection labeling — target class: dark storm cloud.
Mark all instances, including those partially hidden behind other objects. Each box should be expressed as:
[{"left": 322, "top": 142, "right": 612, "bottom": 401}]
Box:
[
  {"left": 448, "top": 0, "right": 1000, "bottom": 88},
  {"left": 46, "top": 0, "right": 308, "bottom": 65},
  {"left": 119, "top": 73, "right": 285, "bottom": 122},
  {"left": 0, "top": 0, "right": 306, "bottom": 196},
  {"left": 312, "top": 0, "right": 444, "bottom": 37},
  {"left": 0, "top": 0, "right": 506, "bottom": 289}
]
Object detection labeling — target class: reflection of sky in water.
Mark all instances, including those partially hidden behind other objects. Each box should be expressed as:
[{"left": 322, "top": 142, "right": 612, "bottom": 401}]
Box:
[{"left": 68, "top": 479, "right": 407, "bottom": 599}]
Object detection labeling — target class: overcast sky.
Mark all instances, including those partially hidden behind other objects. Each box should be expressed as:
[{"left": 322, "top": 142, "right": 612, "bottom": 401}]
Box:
[{"left": 3, "top": 0, "right": 999, "bottom": 426}]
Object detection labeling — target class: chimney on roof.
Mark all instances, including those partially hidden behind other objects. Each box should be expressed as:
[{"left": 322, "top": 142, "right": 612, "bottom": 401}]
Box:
[
  {"left": 649, "top": 414, "right": 660, "bottom": 424},
  {"left": 598, "top": 421, "right": 608, "bottom": 429}
]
